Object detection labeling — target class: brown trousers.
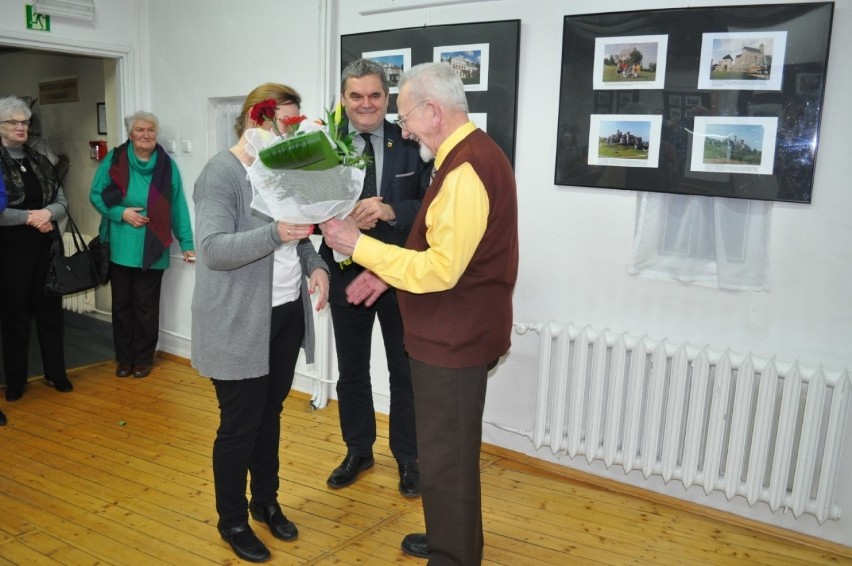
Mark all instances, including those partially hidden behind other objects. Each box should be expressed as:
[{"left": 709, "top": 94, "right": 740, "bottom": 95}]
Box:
[{"left": 410, "top": 358, "right": 488, "bottom": 566}]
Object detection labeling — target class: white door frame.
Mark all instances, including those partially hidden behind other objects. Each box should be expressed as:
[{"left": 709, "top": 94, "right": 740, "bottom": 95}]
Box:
[{"left": 0, "top": 30, "right": 138, "bottom": 141}]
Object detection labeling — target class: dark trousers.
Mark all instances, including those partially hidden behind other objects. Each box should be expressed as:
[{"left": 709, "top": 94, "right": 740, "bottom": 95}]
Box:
[
  {"left": 0, "top": 227, "right": 66, "bottom": 389},
  {"left": 331, "top": 291, "right": 417, "bottom": 463},
  {"left": 109, "top": 262, "right": 164, "bottom": 366},
  {"left": 211, "top": 299, "right": 304, "bottom": 529},
  {"left": 410, "top": 358, "right": 488, "bottom": 566}
]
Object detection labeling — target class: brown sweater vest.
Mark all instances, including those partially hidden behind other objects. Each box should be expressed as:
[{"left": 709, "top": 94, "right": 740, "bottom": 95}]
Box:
[{"left": 398, "top": 129, "right": 518, "bottom": 368}]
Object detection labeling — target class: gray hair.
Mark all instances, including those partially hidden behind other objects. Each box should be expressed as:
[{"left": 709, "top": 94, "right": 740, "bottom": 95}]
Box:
[
  {"left": 341, "top": 58, "right": 389, "bottom": 95},
  {"left": 398, "top": 62, "right": 468, "bottom": 113},
  {"left": 124, "top": 110, "right": 159, "bottom": 133},
  {"left": 0, "top": 96, "right": 33, "bottom": 121}
]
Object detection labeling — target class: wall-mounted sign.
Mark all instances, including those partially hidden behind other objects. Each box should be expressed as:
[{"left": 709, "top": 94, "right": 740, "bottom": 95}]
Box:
[
  {"left": 26, "top": 5, "right": 50, "bottom": 31},
  {"left": 39, "top": 78, "right": 79, "bottom": 104}
]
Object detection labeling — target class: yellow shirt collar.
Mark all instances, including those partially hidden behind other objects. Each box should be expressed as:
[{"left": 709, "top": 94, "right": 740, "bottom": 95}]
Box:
[{"left": 435, "top": 121, "right": 477, "bottom": 172}]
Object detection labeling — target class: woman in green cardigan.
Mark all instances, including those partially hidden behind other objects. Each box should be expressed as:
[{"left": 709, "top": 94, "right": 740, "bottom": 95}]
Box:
[{"left": 89, "top": 111, "right": 195, "bottom": 379}]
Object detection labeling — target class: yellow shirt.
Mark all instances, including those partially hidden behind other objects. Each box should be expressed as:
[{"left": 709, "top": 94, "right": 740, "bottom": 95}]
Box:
[{"left": 353, "top": 122, "right": 489, "bottom": 293}]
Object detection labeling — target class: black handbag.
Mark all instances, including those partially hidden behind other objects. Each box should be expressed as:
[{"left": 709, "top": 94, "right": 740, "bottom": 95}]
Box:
[
  {"left": 45, "top": 205, "right": 108, "bottom": 295},
  {"left": 88, "top": 229, "right": 111, "bottom": 285}
]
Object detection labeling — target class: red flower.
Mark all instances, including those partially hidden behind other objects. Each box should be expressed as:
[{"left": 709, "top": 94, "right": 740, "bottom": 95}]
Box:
[
  {"left": 249, "top": 99, "right": 277, "bottom": 126},
  {"left": 283, "top": 115, "right": 307, "bottom": 128}
]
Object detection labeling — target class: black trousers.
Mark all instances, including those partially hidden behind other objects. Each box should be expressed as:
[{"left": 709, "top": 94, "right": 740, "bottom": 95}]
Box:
[
  {"left": 410, "top": 358, "right": 488, "bottom": 566},
  {"left": 0, "top": 226, "right": 67, "bottom": 389},
  {"left": 211, "top": 299, "right": 304, "bottom": 529},
  {"left": 109, "top": 262, "right": 164, "bottom": 366},
  {"left": 331, "top": 290, "right": 417, "bottom": 464}
]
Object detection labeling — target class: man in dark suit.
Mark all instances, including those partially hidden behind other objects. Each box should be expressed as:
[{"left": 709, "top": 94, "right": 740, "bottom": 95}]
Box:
[{"left": 320, "top": 58, "right": 431, "bottom": 497}]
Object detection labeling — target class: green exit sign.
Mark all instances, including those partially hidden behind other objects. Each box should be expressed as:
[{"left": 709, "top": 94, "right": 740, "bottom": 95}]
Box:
[{"left": 26, "top": 5, "right": 50, "bottom": 31}]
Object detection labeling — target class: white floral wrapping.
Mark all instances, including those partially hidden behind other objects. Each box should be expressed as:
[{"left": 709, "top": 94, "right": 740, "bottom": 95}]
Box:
[{"left": 244, "top": 127, "right": 365, "bottom": 224}]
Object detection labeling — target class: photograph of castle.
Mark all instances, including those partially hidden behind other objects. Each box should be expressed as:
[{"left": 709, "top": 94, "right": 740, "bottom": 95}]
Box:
[
  {"left": 593, "top": 34, "right": 668, "bottom": 90},
  {"left": 690, "top": 116, "right": 778, "bottom": 175},
  {"left": 698, "top": 31, "right": 787, "bottom": 90},
  {"left": 588, "top": 114, "right": 663, "bottom": 168},
  {"left": 433, "top": 43, "right": 489, "bottom": 91}
]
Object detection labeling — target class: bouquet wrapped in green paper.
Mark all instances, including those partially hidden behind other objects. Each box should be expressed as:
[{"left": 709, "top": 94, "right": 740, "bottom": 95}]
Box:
[{"left": 245, "top": 101, "right": 369, "bottom": 224}]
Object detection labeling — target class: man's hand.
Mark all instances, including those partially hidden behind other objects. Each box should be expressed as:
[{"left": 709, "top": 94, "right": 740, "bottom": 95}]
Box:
[
  {"left": 346, "top": 270, "right": 389, "bottom": 307},
  {"left": 319, "top": 217, "right": 361, "bottom": 257},
  {"left": 351, "top": 197, "right": 394, "bottom": 230}
]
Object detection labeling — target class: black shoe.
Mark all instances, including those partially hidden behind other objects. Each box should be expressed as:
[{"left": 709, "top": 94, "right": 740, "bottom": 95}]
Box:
[
  {"left": 0, "top": 409, "right": 6, "bottom": 426},
  {"left": 116, "top": 363, "right": 133, "bottom": 377},
  {"left": 398, "top": 461, "right": 421, "bottom": 497},
  {"left": 45, "top": 378, "right": 73, "bottom": 393},
  {"left": 401, "top": 533, "right": 431, "bottom": 559},
  {"left": 326, "top": 454, "right": 374, "bottom": 488},
  {"left": 132, "top": 365, "right": 152, "bottom": 378},
  {"left": 218, "top": 524, "right": 270, "bottom": 563},
  {"left": 5, "top": 386, "right": 24, "bottom": 402},
  {"left": 249, "top": 500, "right": 298, "bottom": 541}
]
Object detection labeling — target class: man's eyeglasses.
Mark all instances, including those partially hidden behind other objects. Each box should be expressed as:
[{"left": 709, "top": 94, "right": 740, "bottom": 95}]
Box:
[
  {"left": 1, "top": 120, "right": 31, "bottom": 128},
  {"left": 394, "top": 100, "right": 428, "bottom": 130}
]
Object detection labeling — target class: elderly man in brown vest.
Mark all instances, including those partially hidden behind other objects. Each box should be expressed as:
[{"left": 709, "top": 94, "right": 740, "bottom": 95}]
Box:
[{"left": 322, "top": 61, "right": 519, "bottom": 566}]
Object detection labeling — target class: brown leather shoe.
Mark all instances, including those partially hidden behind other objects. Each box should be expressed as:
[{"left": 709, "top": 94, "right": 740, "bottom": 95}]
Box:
[
  {"left": 116, "top": 363, "right": 133, "bottom": 377},
  {"left": 132, "top": 365, "right": 152, "bottom": 378}
]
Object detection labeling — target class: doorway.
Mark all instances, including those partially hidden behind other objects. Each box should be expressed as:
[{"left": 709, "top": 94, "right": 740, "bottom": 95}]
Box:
[{"left": 0, "top": 40, "right": 127, "bottom": 386}]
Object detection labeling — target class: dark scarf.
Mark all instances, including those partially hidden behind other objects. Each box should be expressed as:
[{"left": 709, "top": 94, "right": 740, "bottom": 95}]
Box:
[
  {"left": 102, "top": 141, "right": 173, "bottom": 270},
  {"left": 0, "top": 145, "right": 59, "bottom": 207}
]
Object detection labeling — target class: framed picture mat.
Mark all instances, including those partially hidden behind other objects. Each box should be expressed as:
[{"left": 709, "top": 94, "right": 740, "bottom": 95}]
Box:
[
  {"left": 96, "top": 102, "right": 106, "bottom": 135},
  {"left": 554, "top": 2, "right": 834, "bottom": 203},
  {"left": 341, "top": 19, "right": 521, "bottom": 166}
]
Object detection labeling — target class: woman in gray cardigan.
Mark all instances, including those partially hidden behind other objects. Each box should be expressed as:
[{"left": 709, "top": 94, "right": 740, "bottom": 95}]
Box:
[{"left": 191, "top": 83, "right": 329, "bottom": 564}]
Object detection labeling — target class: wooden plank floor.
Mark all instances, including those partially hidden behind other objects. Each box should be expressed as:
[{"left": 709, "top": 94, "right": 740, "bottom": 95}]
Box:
[{"left": 0, "top": 357, "right": 850, "bottom": 565}]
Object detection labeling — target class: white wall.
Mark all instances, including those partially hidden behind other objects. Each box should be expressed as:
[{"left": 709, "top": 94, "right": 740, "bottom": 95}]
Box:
[
  {"left": 143, "top": 0, "right": 329, "bottom": 349},
  {"left": 334, "top": 0, "right": 852, "bottom": 548},
  {"left": 1, "top": 0, "right": 850, "bottom": 549}
]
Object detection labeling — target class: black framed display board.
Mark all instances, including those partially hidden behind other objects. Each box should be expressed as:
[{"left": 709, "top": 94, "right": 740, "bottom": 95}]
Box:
[
  {"left": 554, "top": 2, "right": 834, "bottom": 203},
  {"left": 341, "top": 19, "right": 521, "bottom": 166}
]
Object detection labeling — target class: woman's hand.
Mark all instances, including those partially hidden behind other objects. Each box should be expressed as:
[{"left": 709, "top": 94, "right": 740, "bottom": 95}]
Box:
[
  {"left": 277, "top": 222, "right": 314, "bottom": 243},
  {"left": 26, "top": 209, "right": 53, "bottom": 232},
  {"left": 308, "top": 268, "right": 329, "bottom": 311},
  {"left": 122, "top": 207, "right": 149, "bottom": 228},
  {"left": 183, "top": 250, "right": 196, "bottom": 263}
]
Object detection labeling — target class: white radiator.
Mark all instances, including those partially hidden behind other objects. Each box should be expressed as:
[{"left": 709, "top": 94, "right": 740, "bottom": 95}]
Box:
[
  {"left": 513, "top": 321, "right": 851, "bottom": 524},
  {"left": 60, "top": 232, "right": 97, "bottom": 314}
]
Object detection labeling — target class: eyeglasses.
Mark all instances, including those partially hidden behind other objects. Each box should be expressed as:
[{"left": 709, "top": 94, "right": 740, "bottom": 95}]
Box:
[
  {"left": 394, "top": 100, "right": 428, "bottom": 130},
  {"left": 1, "top": 120, "right": 31, "bottom": 128}
]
